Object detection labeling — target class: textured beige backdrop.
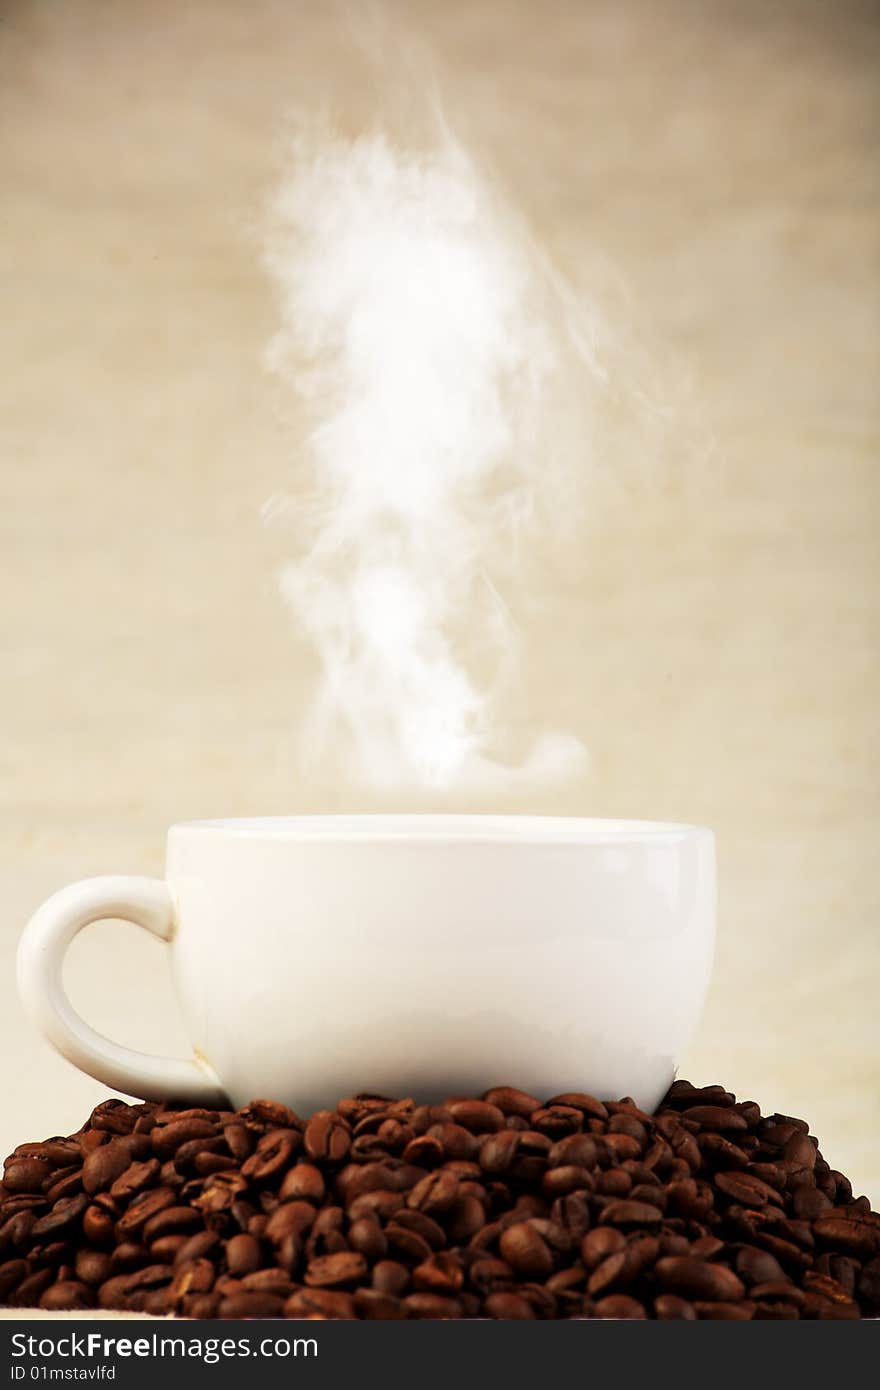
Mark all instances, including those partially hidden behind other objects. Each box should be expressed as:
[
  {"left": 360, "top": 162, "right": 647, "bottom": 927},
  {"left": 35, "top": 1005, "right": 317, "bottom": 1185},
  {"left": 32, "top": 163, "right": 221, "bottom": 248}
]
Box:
[{"left": 2, "top": 0, "right": 878, "bottom": 1217}]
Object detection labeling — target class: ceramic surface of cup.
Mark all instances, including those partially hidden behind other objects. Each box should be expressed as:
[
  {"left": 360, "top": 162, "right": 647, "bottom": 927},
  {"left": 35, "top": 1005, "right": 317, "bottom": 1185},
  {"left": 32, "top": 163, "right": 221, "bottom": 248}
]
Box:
[{"left": 18, "top": 816, "right": 715, "bottom": 1113}]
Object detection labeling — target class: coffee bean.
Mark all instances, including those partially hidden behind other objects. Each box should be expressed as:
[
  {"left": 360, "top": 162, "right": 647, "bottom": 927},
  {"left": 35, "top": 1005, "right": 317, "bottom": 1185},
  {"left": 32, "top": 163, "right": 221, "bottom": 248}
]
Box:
[
  {"left": 0, "top": 1259, "right": 27, "bottom": 1300},
  {"left": 478, "top": 1132, "right": 520, "bottom": 1175},
  {"left": 304, "top": 1112, "right": 351, "bottom": 1164},
  {"left": 305, "top": 1251, "right": 366, "bottom": 1287},
  {"left": 75, "top": 1249, "right": 112, "bottom": 1286},
  {"left": 448, "top": 1101, "right": 505, "bottom": 1134},
  {"left": 413, "top": 1252, "right": 464, "bottom": 1294},
  {"left": 656, "top": 1256, "right": 746, "bottom": 1302},
  {"left": 682, "top": 1106, "right": 748, "bottom": 1133},
  {"left": 484, "top": 1291, "right": 536, "bottom": 1318},
  {"left": 151, "top": 1119, "right": 218, "bottom": 1161},
  {"left": 218, "top": 1291, "right": 284, "bottom": 1317},
  {"left": 547, "top": 1134, "right": 598, "bottom": 1170},
  {"left": 169, "top": 1258, "right": 215, "bottom": 1303},
  {"left": 142, "top": 1205, "right": 201, "bottom": 1243},
  {"left": 31, "top": 1194, "right": 89, "bottom": 1239},
  {"left": 407, "top": 1170, "right": 459, "bottom": 1214},
  {"left": 3, "top": 1159, "right": 51, "bottom": 1194},
  {"left": 116, "top": 1188, "right": 176, "bottom": 1236},
  {"left": 499, "top": 1223, "right": 553, "bottom": 1278},
  {"left": 447, "top": 1196, "right": 486, "bottom": 1243},
  {"left": 715, "top": 1171, "right": 781, "bottom": 1207},
  {"left": 694, "top": 1300, "right": 756, "bottom": 1320},
  {"left": 279, "top": 1162, "right": 325, "bottom": 1204},
  {"left": 404, "top": 1291, "right": 463, "bottom": 1318},
  {"left": 600, "top": 1199, "right": 663, "bottom": 1228},
  {"left": 654, "top": 1293, "right": 697, "bottom": 1319},
  {"left": 174, "top": 1230, "right": 220, "bottom": 1266},
  {"left": 593, "top": 1294, "right": 646, "bottom": 1318},
  {"left": 814, "top": 1212, "right": 880, "bottom": 1259},
  {"left": 241, "top": 1099, "right": 302, "bottom": 1132},
  {"left": 393, "top": 1208, "right": 446, "bottom": 1249},
  {"left": 264, "top": 1200, "right": 315, "bottom": 1244},
  {"left": 482, "top": 1088, "right": 541, "bottom": 1118},
  {"left": 1, "top": 1082, "right": 876, "bottom": 1319},
  {"left": 39, "top": 1280, "right": 94, "bottom": 1311},
  {"left": 426, "top": 1123, "right": 478, "bottom": 1161},
  {"left": 82, "top": 1143, "right": 130, "bottom": 1196},
  {"left": 595, "top": 1168, "right": 632, "bottom": 1198},
  {"left": 109, "top": 1158, "right": 160, "bottom": 1201},
  {"left": 241, "top": 1129, "right": 298, "bottom": 1182}
]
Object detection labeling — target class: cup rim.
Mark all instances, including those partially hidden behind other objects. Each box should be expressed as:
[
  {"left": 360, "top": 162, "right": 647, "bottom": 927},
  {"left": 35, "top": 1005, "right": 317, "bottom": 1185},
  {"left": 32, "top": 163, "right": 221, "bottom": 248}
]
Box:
[{"left": 169, "top": 815, "right": 713, "bottom": 845}]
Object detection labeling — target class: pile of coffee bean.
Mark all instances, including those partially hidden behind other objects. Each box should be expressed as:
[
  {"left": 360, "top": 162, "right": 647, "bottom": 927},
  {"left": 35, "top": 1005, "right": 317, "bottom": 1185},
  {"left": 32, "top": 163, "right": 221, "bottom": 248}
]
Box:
[{"left": 2, "top": 1082, "right": 878, "bottom": 1319}]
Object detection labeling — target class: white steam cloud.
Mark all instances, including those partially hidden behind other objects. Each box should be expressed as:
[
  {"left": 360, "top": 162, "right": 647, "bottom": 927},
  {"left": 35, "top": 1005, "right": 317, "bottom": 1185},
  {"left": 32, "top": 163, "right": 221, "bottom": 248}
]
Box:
[{"left": 263, "top": 128, "right": 599, "bottom": 791}]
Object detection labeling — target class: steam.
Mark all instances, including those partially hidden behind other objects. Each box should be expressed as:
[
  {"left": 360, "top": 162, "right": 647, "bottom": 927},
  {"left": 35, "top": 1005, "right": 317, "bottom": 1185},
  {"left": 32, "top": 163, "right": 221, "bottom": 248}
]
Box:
[{"left": 263, "top": 127, "right": 598, "bottom": 791}]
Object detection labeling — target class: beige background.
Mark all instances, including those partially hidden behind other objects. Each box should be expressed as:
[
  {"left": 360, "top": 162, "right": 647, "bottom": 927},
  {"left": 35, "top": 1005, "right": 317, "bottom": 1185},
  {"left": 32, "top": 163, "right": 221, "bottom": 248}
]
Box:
[{"left": 2, "top": 0, "right": 878, "bottom": 1210}]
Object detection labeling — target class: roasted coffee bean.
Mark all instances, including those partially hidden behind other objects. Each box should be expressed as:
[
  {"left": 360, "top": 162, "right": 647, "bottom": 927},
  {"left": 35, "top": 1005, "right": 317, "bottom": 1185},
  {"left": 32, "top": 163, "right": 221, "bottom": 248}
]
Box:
[
  {"left": 413, "top": 1252, "right": 464, "bottom": 1294},
  {"left": 682, "top": 1106, "right": 747, "bottom": 1133},
  {"left": 116, "top": 1187, "right": 176, "bottom": 1236},
  {"left": 305, "top": 1251, "right": 367, "bottom": 1287},
  {"left": 655, "top": 1293, "right": 697, "bottom": 1319},
  {"left": 393, "top": 1208, "right": 446, "bottom": 1249},
  {"left": 407, "top": 1170, "right": 459, "bottom": 1214},
  {"left": 224, "top": 1232, "right": 260, "bottom": 1276},
  {"left": 581, "top": 1226, "right": 625, "bottom": 1269},
  {"left": 447, "top": 1196, "right": 486, "bottom": 1243},
  {"left": 75, "top": 1249, "right": 112, "bottom": 1286},
  {"left": 426, "top": 1123, "right": 478, "bottom": 1161},
  {"left": 193, "top": 1172, "right": 248, "bottom": 1213},
  {"left": 241, "top": 1129, "right": 298, "bottom": 1182},
  {"left": 169, "top": 1258, "right": 215, "bottom": 1303},
  {"left": 142, "top": 1205, "right": 201, "bottom": 1244},
  {"left": 600, "top": 1199, "right": 663, "bottom": 1228},
  {"left": 694, "top": 1300, "right": 756, "bottom": 1320},
  {"left": 478, "top": 1132, "right": 520, "bottom": 1175},
  {"left": 499, "top": 1223, "right": 553, "bottom": 1278},
  {"left": 814, "top": 1212, "right": 879, "bottom": 1259},
  {"left": 4, "top": 1159, "right": 52, "bottom": 1194},
  {"left": 595, "top": 1168, "right": 632, "bottom": 1198},
  {"left": 482, "top": 1088, "right": 541, "bottom": 1119},
  {"left": 174, "top": 1230, "right": 220, "bottom": 1266},
  {"left": 109, "top": 1158, "right": 160, "bottom": 1201},
  {"left": 81, "top": 1143, "right": 130, "bottom": 1196},
  {"left": 2, "top": 1083, "right": 876, "bottom": 1318},
  {"left": 484, "top": 1291, "right": 536, "bottom": 1318},
  {"left": 542, "top": 1165, "right": 594, "bottom": 1199},
  {"left": 31, "top": 1194, "right": 88, "bottom": 1239},
  {"left": 218, "top": 1291, "right": 284, "bottom": 1317},
  {"left": 287, "top": 1287, "right": 355, "bottom": 1318},
  {"left": 304, "top": 1112, "right": 351, "bottom": 1164},
  {"left": 404, "top": 1291, "right": 462, "bottom": 1318},
  {"left": 655, "top": 1256, "right": 746, "bottom": 1302},
  {"left": 279, "top": 1162, "right": 325, "bottom": 1204},
  {"left": 547, "top": 1134, "right": 598, "bottom": 1170},
  {"left": 371, "top": 1259, "right": 410, "bottom": 1296},
  {"left": 715, "top": 1171, "right": 781, "bottom": 1207},
  {"left": 448, "top": 1101, "right": 505, "bottom": 1134},
  {"left": 264, "top": 1200, "right": 316, "bottom": 1244},
  {"left": 0, "top": 1259, "right": 27, "bottom": 1300},
  {"left": 698, "top": 1134, "right": 749, "bottom": 1169},
  {"left": 39, "top": 1280, "right": 95, "bottom": 1311},
  {"left": 593, "top": 1294, "right": 646, "bottom": 1318},
  {"left": 151, "top": 1119, "right": 218, "bottom": 1161},
  {"left": 385, "top": 1224, "right": 433, "bottom": 1264}
]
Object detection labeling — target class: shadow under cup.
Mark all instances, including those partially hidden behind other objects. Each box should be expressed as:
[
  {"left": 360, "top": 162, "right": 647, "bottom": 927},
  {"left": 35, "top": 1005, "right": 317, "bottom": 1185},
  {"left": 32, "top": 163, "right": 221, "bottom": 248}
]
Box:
[{"left": 18, "top": 816, "right": 716, "bottom": 1115}]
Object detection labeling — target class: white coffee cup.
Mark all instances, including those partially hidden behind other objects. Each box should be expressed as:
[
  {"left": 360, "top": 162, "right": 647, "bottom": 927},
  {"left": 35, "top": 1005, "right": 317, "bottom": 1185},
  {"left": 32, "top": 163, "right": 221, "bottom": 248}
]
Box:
[{"left": 17, "top": 816, "right": 715, "bottom": 1114}]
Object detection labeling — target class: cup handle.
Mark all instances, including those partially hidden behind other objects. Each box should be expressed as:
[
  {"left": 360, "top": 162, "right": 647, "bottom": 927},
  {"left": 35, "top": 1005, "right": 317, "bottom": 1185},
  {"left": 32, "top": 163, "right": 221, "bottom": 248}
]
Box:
[{"left": 17, "top": 875, "right": 227, "bottom": 1105}]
